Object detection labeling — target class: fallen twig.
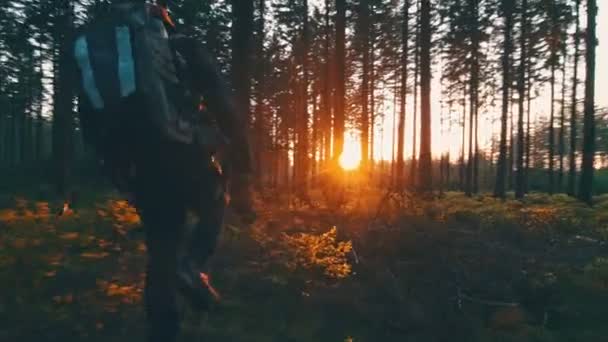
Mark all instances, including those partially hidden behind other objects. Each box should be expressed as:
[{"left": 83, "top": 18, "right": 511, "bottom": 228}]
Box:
[{"left": 456, "top": 288, "right": 520, "bottom": 308}]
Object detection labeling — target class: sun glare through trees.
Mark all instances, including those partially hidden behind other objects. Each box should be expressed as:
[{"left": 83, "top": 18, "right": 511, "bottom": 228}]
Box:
[{"left": 2, "top": 0, "right": 608, "bottom": 341}]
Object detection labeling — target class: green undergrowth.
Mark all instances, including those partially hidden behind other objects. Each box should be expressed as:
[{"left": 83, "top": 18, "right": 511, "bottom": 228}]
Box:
[{"left": 1, "top": 188, "right": 608, "bottom": 341}]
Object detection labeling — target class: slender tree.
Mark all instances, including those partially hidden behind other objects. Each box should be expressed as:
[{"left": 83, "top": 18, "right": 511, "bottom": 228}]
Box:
[
  {"left": 333, "top": 0, "right": 346, "bottom": 161},
  {"left": 578, "top": 0, "right": 597, "bottom": 204},
  {"left": 515, "top": 0, "right": 527, "bottom": 198},
  {"left": 359, "top": 0, "right": 370, "bottom": 169},
  {"left": 51, "top": 1, "right": 75, "bottom": 195},
  {"left": 396, "top": 0, "right": 409, "bottom": 188},
  {"left": 568, "top": 0, "right": 581, "bottom": 196},
  {"left": 417, "top": 0, "right": 432, "bottom": 191},
  {"left": 495, "top": 0, "right": 514, "bottom": 199},
  {"left": 558, "top": 50, "right": 567, "bottom": 191}
]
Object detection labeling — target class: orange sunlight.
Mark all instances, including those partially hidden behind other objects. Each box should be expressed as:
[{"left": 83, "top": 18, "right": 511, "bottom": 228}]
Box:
[{"left": 339, "top": 133, "right": 361, "bottom": 170}]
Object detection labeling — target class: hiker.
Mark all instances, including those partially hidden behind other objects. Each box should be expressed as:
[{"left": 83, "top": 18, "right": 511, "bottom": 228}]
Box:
[{"left": 71, "top": 1, "right": 254, "bottom": 341}]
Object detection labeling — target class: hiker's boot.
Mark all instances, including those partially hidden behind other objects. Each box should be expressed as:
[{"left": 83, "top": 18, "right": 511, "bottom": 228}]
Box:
[{"left": 176, "top": 261, "right": 221, "bottom": 311}]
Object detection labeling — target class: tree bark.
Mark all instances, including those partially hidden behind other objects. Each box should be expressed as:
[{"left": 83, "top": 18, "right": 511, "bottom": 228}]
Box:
[
  {"left": 568, "top": 0, "right": 581, "bottom": 197},
  {"left": 396, "top": 0, "right": 408, "bottom": 188},
  {"left": 460, "top": 82, "right": 467, "bottom": 191},
  {"left": 466, "top": 0, "right": 479, "bottom": 196},
  {"left": 254, "top": 0, "right": 266, "bottom": 184},
  {"left": 298, "top": 0, "right": 310, "bottom": 191},
  {"left": 578, "top": 0, "right": 597, "bottom": 204},
  {"left": 323, "top": 0, "right": 332, "bottom": 165},
  {"left": 549, "top": 57, "right": 556, "bottom": 194},
  {"left": 333, "top": 0, "right": 346, "bottom": 161},
  {"left": 558, "top": 52, "right": 567, "bottom": 192},
  {"left": 360, "top": 0, "right": 370, "bottom": 170},
  {"left": 417, "top": 0, "right": 432, "bottom": 192},
  {"left": 52, "top": 3, "right": 74, "bottom": 195},
  {"left": 495, "top": 0, "right": 514, "bottom": 199},
  {"left": 411, "top": 0, "right": 420, "bottom": 189},
  {"left": 515, "top": 0, "right": 526, "bottom": 199}
]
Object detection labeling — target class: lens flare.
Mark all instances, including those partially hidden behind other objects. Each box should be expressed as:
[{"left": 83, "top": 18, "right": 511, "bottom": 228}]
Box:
[{"left": 339, "top": 135, "right": 361, "bottom": 170}]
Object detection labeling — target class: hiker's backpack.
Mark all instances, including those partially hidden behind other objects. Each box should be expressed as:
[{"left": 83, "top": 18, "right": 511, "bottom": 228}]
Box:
[{"left": 73, "top": 3, "right": 198, "bottom": 151}]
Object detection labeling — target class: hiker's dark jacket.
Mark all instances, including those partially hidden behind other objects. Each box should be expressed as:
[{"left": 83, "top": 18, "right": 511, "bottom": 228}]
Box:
[{"left": 72, "top": 3, "right": 251, "bottom": 194}]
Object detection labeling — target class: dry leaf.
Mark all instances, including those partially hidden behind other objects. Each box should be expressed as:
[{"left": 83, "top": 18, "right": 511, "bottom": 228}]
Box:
[
  {"left": 81, "top": 252, "right": 109, "bottom": 259},
  {"left": 60, "top": 232, "right": 79, "bottom": 240}
]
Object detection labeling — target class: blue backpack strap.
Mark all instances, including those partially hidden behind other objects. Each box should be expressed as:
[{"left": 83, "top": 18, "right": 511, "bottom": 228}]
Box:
[{"left": 74, "top": 34, "right": 104, "bottom": 110}]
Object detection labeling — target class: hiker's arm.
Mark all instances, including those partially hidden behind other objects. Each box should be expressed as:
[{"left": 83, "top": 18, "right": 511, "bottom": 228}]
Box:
[{"left": 172, "top": 37, "right": 253, "bottom": 174}]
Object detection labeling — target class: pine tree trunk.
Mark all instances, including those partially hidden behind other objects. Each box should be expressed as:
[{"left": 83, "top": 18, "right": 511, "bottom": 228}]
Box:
[
  {"left": 333, "top": 0, "right": 346, "bottom": 161},
  {"left": 578, "top": 0, "right": 597, "bottom": 204},
  {"left": 558, "top": 53, "right": 567, "bottom": 192},
  {"left": 360, "top": 0, "right": 370, "bottom": 170},
  {"left": 568, "top": 0, "right": 581, "bottom": 197},
  {"left": 254, "top": 0, "right": 266, "bottom": 185},
  {"left": 460, "top": 82, "right": 467, "bottom": 191},
  {"left": 495, "top": 0, "right": 514, "bottom": 199},
  {"left": 515, "top": 0, "right": 526, "bottom": 198},
  {"left": 52, "top": 4, "right": 74, "bottom": 195},
  {"left": 232, "top": 0, "right": 254, "bottom": 187},
  {"left": 508, "top": 98, "right": 515, "bottom": 190},
  {"left": 299, "top": 0, "right": 310, "bottom": 192},
  {"left": 396, "top": 0, "right": 408, "bottom": 188},
  {"left": 312, "top": 87, "right": 319, "bottom": 185},
  {"left": 473, "top": 96, "right": 479, "bottom": 193},
  {"left": 466, "top": 0, "right": 479, "bottom": 196},
  {"left": 417, "top": 0, "right": 432, "bottom": 192},
  {"left": 549, "top": 59, "right": 556, "bottom": 194},
  {"left": 369, "top": 13, "right": 376, "bottom": 175},
  {"left": 392, "top": 79, "right": 398, "bottom": 186},
  {"left": 323, "top": 0, "right": 332, "bottom": 166},
  {"left": 525, "top": 59, "right": 532, "bottom": 193},
  {"left": 410, "top": 0, "right": 419, "bottom": 189}
]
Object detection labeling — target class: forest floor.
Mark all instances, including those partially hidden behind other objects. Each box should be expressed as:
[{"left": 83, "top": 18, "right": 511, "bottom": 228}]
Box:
[{"left": 2, "top": 184, "right": 608, "bottom": 342}]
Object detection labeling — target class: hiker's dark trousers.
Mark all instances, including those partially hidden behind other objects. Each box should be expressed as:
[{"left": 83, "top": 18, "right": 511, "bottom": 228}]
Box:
[
  {"left": 139, "top": 195, "right": 224, "bottom": 342},
  {"left": 134, "top": 144, "right": 226, "bottom": 342}
]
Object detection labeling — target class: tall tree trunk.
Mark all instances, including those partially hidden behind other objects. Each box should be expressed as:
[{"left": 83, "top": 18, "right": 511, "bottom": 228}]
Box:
[
  {"left": 254, "top": 0, "right": 266, "bottom": 185},
  {"left": 558, "top": 53, "right": 567, "bottom": 192},
  {"left": 360, "top": 0, "right": 370, "bottom": 170},
  {"left": 578, "top": 0, "right": 597, "bottom": 204},
  {"left": 473, "top": 94, "right": 479, "bottom": 193},
  {"left": 333, "top": 0, "right": 346, "bottom": 161},
  {"left": 312, "top": 87, "right": 319, "bottom": 185},
  {"left": 411, "top": 0, "right": 420, "bottom": 189},
  {"left": 495, "top": 0, "right": 514, "bottom": 199},
  {"left": 446, "top": 152, "right": 451, "bottom": 190},
  {"left": 508, "top": 97, "right": 515, "bottom": 190},
  {"left": 36, "top": 86, "right": 44, "bottom": 161},
  {"left": 52, "top": 3, "right": 74, "bottom": 195},
  {"left": 323, "top": 0, "right": 332, "bottom": 165},
  {"left": 548, "top": 57, "right": 556, "bottom": 194},
  {"left": 232, "top": 0, "right": 254, "bottom": 185},
  {"left": 568, "top": 0, "right": 581, "bottom": 196},
  {"left": 391, "top": 80, "right": 397, "bottom": 185},
  {"left": 525, "top": 58, "right": 532, "bottom": 193},
  {"left": 369, "top": 10, "right": 376, "bottom": 174},
  {"left": 396, "top": 0, "right": 409, "bottom": 188},
  {"left": 299, "top": 0, "right": 310, "bottom": 192},
  {"left": 417, "top": 0, "right": 432, "bottom": 192},
  {"left": 466, "top": 0, "right": 479, "bottom": 196},
  {"left": 460, "top": 82, "right": 467, "bottom": 190},
  {"left": 515, "top": 0, "right": 526, "bottom": 198}
]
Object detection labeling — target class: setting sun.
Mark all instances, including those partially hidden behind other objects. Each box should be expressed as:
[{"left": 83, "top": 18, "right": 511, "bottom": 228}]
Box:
[{"left": 339, "top": 134, "right": 362, "bottom": 170}]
